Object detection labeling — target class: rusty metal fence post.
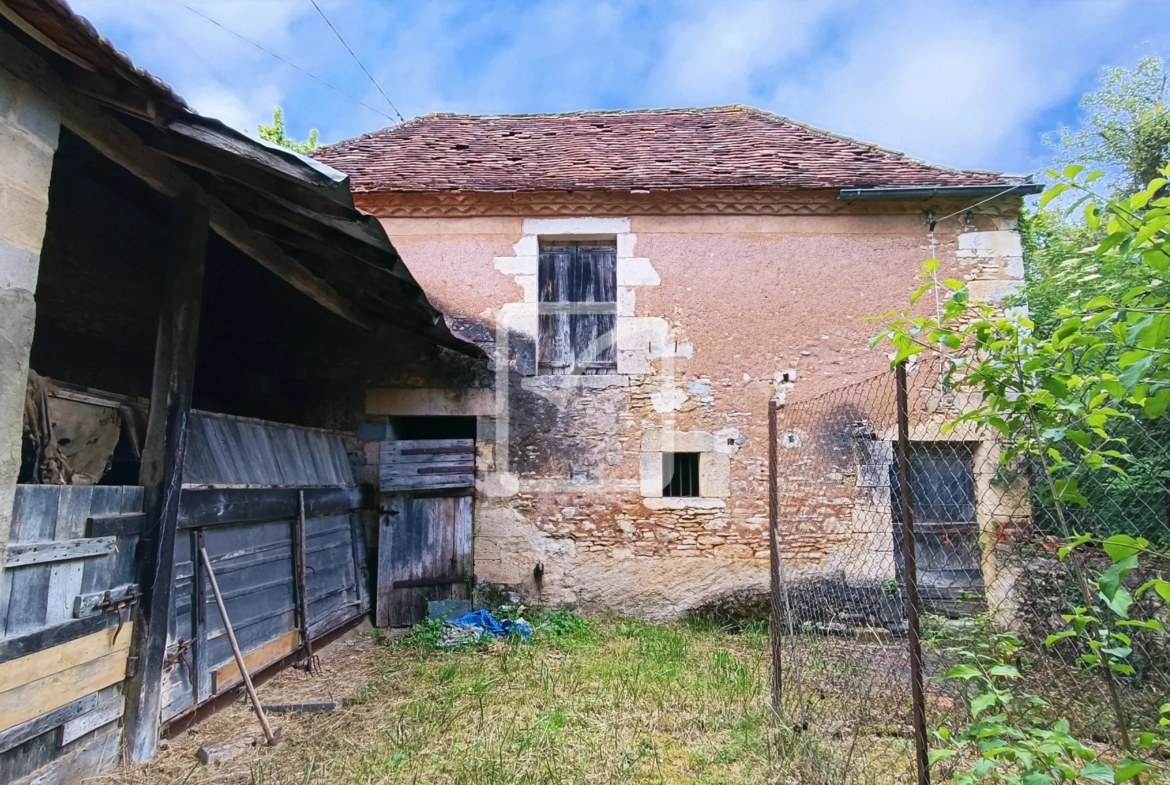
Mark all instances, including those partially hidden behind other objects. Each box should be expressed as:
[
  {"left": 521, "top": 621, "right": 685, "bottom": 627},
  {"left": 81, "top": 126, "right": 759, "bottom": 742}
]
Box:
[
  {"left": 895, "top": 363, "right": 931, "bottom": 785},
  {"left": 767, "top": 398, "right": 783, "bottom": 713}
]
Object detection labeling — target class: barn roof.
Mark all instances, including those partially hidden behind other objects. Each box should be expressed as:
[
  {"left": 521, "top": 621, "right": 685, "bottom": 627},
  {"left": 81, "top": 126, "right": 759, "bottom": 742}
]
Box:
[
  {"left": 0, "top": 0, "right": 480, "bottom": 357},
  {"left": 315, "top": 106, "right": 1025, "bottom": 194}
]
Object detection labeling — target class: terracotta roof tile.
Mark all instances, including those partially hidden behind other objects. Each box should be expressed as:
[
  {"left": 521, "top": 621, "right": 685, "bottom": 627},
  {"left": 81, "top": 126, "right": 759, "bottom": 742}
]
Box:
[{"left": 315, "top": 106, "right": 1017, "bottom": 193}]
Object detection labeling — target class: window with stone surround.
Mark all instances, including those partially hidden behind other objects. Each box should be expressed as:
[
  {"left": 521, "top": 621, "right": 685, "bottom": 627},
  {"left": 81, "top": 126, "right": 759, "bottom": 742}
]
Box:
[
  {"left": 662, "top": 452, "right": 700, "bottom": 497},
  {"left": 537, "top": 240, "right": 617, "bottom": 375}
]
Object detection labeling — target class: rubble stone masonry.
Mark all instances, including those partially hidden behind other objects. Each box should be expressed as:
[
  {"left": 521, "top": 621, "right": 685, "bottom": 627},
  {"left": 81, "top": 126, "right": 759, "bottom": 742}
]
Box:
[{"left": 366, "top": 193, "right": 1025, "bottom": 619}]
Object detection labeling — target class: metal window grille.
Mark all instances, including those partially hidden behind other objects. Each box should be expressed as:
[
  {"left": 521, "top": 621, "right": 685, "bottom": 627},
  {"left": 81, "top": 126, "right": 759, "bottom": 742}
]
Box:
[{"left": 662, "top": 452, "right": 700, "bottom": 497}]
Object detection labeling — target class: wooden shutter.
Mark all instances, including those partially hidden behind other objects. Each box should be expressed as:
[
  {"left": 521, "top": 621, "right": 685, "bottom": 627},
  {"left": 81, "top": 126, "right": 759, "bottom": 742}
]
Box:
[
  {"left": 538, "top": 245, "right": 573, "bottom": 374},
  {"left": 538, "top": 243, "right": 616, "bottom": 375}
]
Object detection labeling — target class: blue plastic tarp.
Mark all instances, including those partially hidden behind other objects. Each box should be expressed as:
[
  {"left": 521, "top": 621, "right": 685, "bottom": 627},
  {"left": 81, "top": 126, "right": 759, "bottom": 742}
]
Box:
[{"left": 447, "top": 609, "right": 532, "bottom": 642}]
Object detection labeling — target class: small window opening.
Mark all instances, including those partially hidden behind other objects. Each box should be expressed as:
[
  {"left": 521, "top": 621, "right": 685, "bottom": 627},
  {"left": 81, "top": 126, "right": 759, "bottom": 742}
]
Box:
[{"left": 663, "top": 452, "right": 700, "bottom": 497}]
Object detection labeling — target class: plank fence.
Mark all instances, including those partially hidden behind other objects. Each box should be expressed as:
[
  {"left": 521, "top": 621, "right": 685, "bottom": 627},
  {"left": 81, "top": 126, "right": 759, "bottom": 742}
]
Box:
[
  {"left": 0, "top": 412, "right": 372, "bottom": 783},
  {"left": 0, "top": 484, "right": 144, "bottom": 784}
]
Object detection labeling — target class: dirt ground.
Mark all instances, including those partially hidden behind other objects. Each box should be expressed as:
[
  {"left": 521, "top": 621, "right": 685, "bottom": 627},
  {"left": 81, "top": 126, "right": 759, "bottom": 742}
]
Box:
[{"left": 104, "top": 623, "right": 385, "bottom": 785}]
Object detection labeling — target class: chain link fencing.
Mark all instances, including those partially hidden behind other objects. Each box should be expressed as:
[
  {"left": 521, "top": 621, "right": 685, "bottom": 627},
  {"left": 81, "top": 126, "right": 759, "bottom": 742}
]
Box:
[{"left": 767, "top": 358, "right": 1170, "bottom": 784}]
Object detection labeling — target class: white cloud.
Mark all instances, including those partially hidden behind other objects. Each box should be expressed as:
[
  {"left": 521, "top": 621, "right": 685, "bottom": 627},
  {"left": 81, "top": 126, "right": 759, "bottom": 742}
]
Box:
[{"left": 62, "top": 0, "right": 1168, "bottom": 173}]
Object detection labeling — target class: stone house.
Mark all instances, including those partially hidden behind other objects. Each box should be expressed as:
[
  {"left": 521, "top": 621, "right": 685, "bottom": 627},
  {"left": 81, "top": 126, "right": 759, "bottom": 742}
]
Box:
[{"left": 317, "top": 107, "right": 1040, "bottom": 620}]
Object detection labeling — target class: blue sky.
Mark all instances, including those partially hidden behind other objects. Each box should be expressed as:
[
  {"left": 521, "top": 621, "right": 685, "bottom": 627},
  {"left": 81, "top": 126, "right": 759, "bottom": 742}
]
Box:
[{"left": 68, "top": 0, "right": 1169, "bottom": 175}]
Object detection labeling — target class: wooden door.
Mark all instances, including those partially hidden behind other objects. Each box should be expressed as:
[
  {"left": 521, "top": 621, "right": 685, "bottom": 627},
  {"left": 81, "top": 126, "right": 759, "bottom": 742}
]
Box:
[
  {"left": 890, "top": 442, "right": 984, "bottom": 617},
  {"left": 377, "top": 493, "right": 473, "bottom": 627}
]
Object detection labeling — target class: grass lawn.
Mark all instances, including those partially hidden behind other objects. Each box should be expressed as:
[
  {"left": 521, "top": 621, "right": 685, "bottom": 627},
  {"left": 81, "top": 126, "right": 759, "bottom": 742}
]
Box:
[{"left": 115, "top": 613, "right": 917, "bottom": 784}]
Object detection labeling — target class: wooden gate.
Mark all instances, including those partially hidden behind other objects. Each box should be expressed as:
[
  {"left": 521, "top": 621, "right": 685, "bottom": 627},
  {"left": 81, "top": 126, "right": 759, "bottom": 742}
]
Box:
[
  {"left": 0, "top": 485, "right": 144, "bottom": 784},
  {"left": 159, "top": 413, "right": 370, "bottom": 723},
  {"left": 377, "top": 439, "right": 474, "bottom": 627}
]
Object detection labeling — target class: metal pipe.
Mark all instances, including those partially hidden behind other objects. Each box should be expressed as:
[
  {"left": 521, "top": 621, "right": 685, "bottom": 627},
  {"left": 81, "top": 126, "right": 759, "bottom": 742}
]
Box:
[
  {"left": 838, "top": 183, "right": 1043, "bottom": 200},
  {"left": 200, "top": 546, "right": 281, "bottom": 747},
  {"left": 896, "top": 363, "right": 930, "bottom": 785}
]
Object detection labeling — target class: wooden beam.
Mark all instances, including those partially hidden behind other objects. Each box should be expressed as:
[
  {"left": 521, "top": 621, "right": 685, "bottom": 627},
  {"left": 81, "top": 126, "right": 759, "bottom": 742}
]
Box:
[
  {"left": 122, "top": 192, "right": 207, "bottom": 764},
  {"left": 86, "top": 512, "right": 146, "bottom": 538},
  {"left": 5, "top": 537, "right": 117, "bottom": 567},
  {"left": 0, "top": 29, "right": 369, "bottom": 330},
  {"left": 187, "top": 170, "right": 399, "bottom": 272},
  {"left": 0, "top": 691, "right": 103, "bottom": 755},
  {"left": 212, "top": 630, "right": 300, "bottom": 693},
  {"left": 176, "top": 486, "right": 364, "bottom": 529},
  {"left": 141, "top": 127, "right": 355, "bottom": 218},
  {"left": 0, "top": 645, "right": 129, "bottom": 733},
  {"left": 0, "top": 624, "right": 132, "bottom": 697},
  {"left": 0, "top": 615, "right": 112, "bottom": 666},
  {"left": 58, "top": 694, "right": 123, "bottom": 746}
]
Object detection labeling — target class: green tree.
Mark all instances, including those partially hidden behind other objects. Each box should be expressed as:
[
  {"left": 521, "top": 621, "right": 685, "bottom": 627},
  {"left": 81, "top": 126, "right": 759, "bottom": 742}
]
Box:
[
  {"left": 256, "top": 106, "right": 319, "bottom": 154},
  {"left": 1045, "top": 57, "right": 1170, "bottom": 197},
  {"left": 877, "top": 166, "right": 1170, "bottom": 782}
]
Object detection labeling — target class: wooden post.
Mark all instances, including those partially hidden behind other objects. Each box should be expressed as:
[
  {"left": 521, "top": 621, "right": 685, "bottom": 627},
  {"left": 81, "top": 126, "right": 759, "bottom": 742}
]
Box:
[
  {"left": 767, "top": 398, "right": 783, "bottom": 712},
  {"left": 123, "top": 193, "right": 208, "bottom": 763},
  {"left": 293, "top": 491, "right": 314, "bottom": 671}
]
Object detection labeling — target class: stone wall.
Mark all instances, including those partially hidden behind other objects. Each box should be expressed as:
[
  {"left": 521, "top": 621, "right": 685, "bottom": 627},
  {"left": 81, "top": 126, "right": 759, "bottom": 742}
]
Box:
[
  {"left": 0, "top": 63, "right": 58, "bottom": 581},
  {"left": 367, "top": 195, "right": 1026, "bottom": 619}
]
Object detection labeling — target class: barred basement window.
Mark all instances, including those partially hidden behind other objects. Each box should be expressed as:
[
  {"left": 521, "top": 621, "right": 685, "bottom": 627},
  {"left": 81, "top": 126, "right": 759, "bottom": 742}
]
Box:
[
  {"left": 662, "top": 452, "right": 700, "bottom": 497},
  {"left": 537, "top": 240, "right": 617, "bottom": 375}
]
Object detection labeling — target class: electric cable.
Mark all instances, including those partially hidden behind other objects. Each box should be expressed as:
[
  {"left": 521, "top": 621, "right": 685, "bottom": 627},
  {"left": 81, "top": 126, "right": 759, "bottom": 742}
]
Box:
[
  {"left": 308, "top": 0, "right": 405, "bottom": 124},
  {"left": 180, "top": 4, "right": 398, "bottom": 123}
]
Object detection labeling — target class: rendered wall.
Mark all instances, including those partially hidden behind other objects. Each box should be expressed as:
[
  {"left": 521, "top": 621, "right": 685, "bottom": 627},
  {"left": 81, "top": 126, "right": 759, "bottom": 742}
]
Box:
[
  {"left": 0, "top": 62, "right": 58, "bottom": 591},
  {"left": 368, "top": 195, "right": 1025, "bottom": 619}
]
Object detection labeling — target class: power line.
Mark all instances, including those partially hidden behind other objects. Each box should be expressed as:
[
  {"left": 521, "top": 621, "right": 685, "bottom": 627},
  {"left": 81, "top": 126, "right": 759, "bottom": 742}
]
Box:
[
  {"left": 308, "top": 0, "right": 405, "bottom": 124},
  {"left": 180, "top": 3, "right": 397, "bottom": 123}
]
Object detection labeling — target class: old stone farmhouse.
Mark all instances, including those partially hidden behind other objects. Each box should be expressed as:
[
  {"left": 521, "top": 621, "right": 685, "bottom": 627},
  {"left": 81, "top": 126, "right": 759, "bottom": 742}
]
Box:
[{"left": 316, "top": 107, "right": 1041, "bottom": 619}]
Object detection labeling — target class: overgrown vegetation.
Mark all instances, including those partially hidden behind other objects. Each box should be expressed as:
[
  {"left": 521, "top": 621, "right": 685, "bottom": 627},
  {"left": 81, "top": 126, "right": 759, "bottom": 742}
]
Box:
[
  {"left": 229, "top": 617, "right": 830, "bottom": 784},
  {"left": 878, "top": 52, "right": 1170, "bottom": 781}
]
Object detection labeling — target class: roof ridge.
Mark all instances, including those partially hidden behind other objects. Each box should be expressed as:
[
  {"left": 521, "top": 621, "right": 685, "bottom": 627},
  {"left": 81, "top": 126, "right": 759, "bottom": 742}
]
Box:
[{"left": 315, "top": 105, "right": 1018, "bottom": 192}]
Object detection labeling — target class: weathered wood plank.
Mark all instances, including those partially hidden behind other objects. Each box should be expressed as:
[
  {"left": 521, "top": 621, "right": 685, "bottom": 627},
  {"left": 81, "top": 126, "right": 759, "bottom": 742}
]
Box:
[
  {"left": 0, "top": 616, "right": 112, "bottom": 666},
  {"left": 5, "top": 487, "right": 60, "bottom": 635},
  {"left": 382, "top": 438, "right": 473, "bottom": 453},
  {"left": 379, "top": 473, "right": 474, "bottom": 492},
  {"left": 177, "top": 486, "right": 362, "bottom": 529},
  {"left": 0, "top": 646, "right": 129, "bottom": 733},
  {"left": 85, "top": 512, "right": 146, "bottom": 538},
  {"left": 20, "top": 726, "right": 120, "bottom": 785},
  {"left": 5, "top": 538, "right": 117, "bottom": 568},
  {"left": 211, "top": 630, "right": 300, "bottom": 693},
  {"left": 45, "top": 487, "right": 95, "bottom": 627},
  {"left": 0, "top": 690, "right": 104, "bottom": 755},
  {"left": 0, "top": 624, "right": 132, "bottom": 695},
  {"left": 58, "top": 695, "right": 123, "bottom": 747},
  {"left": 111, "top": 488, "right": 144, "bottom": 596}
]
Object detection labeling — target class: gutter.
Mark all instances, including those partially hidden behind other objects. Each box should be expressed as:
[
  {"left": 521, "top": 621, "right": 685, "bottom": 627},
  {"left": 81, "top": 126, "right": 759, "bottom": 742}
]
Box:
[{"left": 837, "top": 183, "right": 1045, "bottom": 200}]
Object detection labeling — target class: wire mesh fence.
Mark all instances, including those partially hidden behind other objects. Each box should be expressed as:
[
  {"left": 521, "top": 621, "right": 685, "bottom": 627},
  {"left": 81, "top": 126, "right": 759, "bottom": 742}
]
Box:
[{"left": 768, "top": 358, "right": 1170, "bottom": 784}]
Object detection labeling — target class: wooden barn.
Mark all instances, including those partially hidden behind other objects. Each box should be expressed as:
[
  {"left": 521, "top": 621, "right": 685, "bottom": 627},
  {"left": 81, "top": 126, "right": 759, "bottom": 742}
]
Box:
[{"left": 0, "top": 1, "right": 484, "bottom": 780}]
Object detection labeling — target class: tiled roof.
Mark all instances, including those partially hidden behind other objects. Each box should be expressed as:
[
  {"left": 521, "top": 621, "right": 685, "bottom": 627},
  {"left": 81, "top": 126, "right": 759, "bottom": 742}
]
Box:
[{"left": 315, "top": 106, "right": 1017, "bottom": 193}]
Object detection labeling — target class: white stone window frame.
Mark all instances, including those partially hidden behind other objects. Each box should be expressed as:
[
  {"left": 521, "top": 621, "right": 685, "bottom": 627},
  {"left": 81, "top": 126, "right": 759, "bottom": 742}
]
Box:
[
  {"left": 638, "top": 428, "right": 731, "bottom": 510},
  {"left": 495, "top": 217, "right": 690, "bottom": 383}
]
